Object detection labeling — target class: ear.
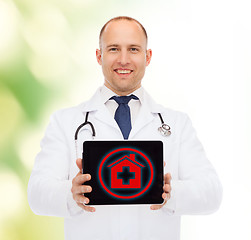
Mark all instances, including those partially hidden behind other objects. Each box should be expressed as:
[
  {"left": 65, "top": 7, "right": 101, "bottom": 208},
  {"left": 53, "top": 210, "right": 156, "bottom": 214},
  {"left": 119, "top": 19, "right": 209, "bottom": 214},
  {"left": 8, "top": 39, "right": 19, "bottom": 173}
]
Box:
[
  {"left": 96, "top": 49, "right": 102, "bottom": 65},
  {"left": 146, "top": 49, "right": 152, "bottom": 66}
]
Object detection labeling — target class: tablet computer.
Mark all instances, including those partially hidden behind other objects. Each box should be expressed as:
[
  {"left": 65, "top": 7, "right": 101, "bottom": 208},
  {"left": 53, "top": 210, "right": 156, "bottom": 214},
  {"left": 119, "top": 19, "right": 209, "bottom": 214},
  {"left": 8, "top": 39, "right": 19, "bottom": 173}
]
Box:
[{"left": 82, "top": 140, "right": 164, "bottom": 205}]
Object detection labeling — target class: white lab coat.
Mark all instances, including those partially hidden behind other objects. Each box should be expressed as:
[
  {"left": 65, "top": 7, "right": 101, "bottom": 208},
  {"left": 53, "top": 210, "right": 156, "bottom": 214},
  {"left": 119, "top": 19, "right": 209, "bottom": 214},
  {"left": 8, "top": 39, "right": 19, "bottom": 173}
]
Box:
[{"left": 28, "top": 87, "right": 222, "bottom": 240}]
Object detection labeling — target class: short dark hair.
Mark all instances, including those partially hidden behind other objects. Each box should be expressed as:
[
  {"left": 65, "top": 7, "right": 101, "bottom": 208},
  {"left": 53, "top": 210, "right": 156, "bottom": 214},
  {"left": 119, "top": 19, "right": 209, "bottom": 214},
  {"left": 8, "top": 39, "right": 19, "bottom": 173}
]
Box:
[{"left": 99, "top": 16, "right": 148, "bottom": 49}]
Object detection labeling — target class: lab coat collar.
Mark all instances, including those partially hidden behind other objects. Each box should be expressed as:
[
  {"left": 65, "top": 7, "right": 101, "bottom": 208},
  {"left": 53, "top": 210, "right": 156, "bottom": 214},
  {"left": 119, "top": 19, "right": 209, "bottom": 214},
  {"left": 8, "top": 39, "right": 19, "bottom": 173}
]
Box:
[
  {"left": 142, "top": 90, "right": 166, "bottom": 114},
  {"left": 79, "top": 87, "right": 103, "bottom": 112},
  {"left": 78, "top": 87, "right": 120, "bottom": 131},
  {"left": 79, "top": 86, "right": 165, "bottom": 114},
  {"left": 129, "top": 90, "right": 165, "bottom": 138},
  {"left": 78, "top": 86, "right": 166, "bottom": 137}
]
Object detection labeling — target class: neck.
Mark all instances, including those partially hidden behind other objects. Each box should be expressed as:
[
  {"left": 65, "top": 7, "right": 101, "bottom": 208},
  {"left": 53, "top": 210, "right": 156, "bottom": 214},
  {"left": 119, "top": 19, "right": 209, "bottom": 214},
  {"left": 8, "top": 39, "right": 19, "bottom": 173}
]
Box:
[{"left": 104, "top": 83, "right": 141, "bottom": 96}]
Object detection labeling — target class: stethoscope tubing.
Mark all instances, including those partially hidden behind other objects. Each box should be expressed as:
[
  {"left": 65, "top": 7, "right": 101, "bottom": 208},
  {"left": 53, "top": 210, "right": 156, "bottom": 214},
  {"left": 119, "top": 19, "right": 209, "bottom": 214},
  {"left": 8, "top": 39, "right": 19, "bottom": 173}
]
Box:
[{"left": 74, "top": 112, "right": 171, "bottom": 159}]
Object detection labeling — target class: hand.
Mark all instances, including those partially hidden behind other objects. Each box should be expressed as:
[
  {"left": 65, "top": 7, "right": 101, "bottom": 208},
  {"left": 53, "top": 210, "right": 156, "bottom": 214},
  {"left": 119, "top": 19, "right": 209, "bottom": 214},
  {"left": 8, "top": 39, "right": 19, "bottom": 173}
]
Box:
[
  {"left": 71, "top": 158, "right": 96, "bottom": 212},
  {"left": 150, "top": 162, "right": 172, "bottom": 210}
]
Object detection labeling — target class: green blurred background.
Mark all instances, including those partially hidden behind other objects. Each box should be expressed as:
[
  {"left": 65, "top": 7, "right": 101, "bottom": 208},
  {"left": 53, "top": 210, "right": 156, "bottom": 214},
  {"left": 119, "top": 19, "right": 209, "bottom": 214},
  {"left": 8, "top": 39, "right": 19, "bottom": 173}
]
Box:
[{"left": 0, "top": 0, "right": 144, "bottom": 239}]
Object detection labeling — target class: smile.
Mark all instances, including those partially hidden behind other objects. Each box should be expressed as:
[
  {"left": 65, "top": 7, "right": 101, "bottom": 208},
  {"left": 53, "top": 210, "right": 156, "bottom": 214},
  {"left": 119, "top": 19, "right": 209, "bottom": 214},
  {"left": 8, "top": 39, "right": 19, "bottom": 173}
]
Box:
[{"left": 114, "top": 69, "right": 133, "bottom": 74}]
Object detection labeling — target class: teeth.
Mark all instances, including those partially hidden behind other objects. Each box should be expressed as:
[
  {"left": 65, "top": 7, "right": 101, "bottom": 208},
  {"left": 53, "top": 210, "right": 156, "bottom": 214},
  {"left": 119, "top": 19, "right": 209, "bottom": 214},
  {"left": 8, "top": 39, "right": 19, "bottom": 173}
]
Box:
[{"left": 116, "top": 70, "right": 131, "bottom": 74}]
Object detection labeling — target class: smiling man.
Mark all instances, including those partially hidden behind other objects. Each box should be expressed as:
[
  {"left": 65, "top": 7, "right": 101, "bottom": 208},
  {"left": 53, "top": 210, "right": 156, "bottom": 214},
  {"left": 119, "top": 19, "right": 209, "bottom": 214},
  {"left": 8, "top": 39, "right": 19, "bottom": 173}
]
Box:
[
  {"left": 96, "top": 18, "right": 152, "bottom": 96},
  {"left": 28, "top": 16, "right": 222, "bottom": 240}
]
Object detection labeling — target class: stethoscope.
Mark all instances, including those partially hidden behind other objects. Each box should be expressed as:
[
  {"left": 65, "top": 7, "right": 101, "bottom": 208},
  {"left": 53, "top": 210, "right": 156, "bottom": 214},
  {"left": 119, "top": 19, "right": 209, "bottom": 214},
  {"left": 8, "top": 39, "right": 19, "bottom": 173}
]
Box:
[{"left": 74, "top": 112, "right": 171, "bottom": 158}]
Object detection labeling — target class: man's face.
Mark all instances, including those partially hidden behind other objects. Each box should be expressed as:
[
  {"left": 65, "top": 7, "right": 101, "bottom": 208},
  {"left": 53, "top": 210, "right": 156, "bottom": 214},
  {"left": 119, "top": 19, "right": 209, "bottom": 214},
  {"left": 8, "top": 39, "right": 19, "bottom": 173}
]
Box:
[{"left": 96, "top": 20, "right": 152, "bottom": 96}]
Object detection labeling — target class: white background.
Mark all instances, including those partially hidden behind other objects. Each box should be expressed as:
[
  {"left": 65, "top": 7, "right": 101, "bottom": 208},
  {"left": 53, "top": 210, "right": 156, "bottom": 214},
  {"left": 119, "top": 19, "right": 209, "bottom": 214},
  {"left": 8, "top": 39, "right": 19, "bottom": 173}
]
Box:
[{"left": 67, "top": 0, "right": 250, "bottom": 239}]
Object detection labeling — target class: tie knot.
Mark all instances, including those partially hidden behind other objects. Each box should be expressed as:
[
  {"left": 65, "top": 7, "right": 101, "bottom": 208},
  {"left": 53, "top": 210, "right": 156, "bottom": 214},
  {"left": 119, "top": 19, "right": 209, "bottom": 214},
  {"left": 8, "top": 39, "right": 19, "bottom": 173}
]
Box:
[{"left": 110, "top": 94, "right": 139, "bottom": 105}]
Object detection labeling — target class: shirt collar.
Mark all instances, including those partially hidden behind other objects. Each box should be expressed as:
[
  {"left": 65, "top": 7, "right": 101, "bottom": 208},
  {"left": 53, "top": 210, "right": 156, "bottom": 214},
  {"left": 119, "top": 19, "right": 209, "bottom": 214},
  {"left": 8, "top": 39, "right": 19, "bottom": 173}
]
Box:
[
  {"left": 100, "top": 85, "right": 143, "bottom": 104},
  {"left": 78, "top": 85, "right": 165, "bottom": 113}
]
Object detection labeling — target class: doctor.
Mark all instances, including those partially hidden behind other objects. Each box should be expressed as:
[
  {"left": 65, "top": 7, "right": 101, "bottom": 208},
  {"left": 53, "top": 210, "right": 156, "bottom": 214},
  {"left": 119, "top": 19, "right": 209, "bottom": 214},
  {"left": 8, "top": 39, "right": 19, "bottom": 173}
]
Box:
[{"left": 28, "top": 16, "right": 222, "bottom": 240}]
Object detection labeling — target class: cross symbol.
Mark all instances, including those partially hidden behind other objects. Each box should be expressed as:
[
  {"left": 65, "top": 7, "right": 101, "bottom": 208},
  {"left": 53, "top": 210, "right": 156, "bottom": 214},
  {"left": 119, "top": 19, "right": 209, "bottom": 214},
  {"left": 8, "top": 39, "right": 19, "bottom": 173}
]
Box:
[{"left": 117, "top": 166, "right": 135, "bottom": 185}]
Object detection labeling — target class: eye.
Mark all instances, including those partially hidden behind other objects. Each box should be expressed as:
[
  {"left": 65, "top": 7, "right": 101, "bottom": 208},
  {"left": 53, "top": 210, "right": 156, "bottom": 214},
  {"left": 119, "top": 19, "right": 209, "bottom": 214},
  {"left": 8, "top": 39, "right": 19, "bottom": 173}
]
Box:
[
  {"left": 109, "top": 48, "right": 118, "bottom": 52},
  {"left": 130, "top": 48, "right": 139, "bottom": 53}
]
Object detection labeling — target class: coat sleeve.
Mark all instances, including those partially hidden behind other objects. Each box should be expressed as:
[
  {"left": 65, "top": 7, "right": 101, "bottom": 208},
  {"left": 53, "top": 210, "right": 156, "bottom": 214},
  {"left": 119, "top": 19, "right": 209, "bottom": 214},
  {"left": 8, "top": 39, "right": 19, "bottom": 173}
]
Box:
[
  {"left": 27, "top": 111, "right": 82, "bottom": 217},
  {"left": 163, "top": 114, "right": 223, "bottom": 216}
]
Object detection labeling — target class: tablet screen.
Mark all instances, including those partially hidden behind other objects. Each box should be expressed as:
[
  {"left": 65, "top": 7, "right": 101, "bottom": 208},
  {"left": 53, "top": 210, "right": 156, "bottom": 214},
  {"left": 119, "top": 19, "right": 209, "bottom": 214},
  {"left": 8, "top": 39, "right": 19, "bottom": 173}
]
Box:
[{"left": 82, "top": 140, "right": 163, "bottom": 205}]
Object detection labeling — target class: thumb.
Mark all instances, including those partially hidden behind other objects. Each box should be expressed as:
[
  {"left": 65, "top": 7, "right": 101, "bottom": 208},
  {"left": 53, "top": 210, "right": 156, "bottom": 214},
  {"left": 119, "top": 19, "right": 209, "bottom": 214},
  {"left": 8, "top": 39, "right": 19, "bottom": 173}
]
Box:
[{"left": 76, "top": 158, "right": 82, "bottom": 172}]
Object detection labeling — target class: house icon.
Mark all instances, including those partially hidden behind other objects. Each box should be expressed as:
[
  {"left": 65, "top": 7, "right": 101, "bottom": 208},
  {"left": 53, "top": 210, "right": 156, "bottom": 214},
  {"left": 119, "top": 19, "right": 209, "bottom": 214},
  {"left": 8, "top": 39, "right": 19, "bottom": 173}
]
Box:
[{"left": 107, "top": 154, "right": 145, "bottom": 189}]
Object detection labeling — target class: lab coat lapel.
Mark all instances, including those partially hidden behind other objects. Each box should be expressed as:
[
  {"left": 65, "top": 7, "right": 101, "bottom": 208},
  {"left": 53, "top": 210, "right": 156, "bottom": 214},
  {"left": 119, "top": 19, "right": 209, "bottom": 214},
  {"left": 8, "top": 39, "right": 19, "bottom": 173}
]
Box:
[
  {"left": 129, "top": 103, "right": 154, "bottom": 139},
  {"left": 80, "top": 87, "right": 119, "bottom": 130},
  {"left": 94, "top": 105, "right": 119, "bottom": 130},
  {"left": 129, "top": 90, "right": 165, "bottom": 139}
]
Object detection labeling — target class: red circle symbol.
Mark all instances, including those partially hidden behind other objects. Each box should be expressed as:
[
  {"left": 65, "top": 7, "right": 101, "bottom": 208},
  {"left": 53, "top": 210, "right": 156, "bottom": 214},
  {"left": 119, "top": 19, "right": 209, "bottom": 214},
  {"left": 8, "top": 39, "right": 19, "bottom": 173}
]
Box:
[{"left": 98, "top": 148, "right": 153, "bottom": 199}]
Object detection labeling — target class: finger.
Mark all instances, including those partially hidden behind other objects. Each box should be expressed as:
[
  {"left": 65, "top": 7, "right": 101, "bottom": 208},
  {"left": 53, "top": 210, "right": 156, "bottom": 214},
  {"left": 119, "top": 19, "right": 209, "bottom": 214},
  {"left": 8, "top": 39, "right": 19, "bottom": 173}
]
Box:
[
  {"left": 76, "top": 158, "right": 82, "bottom": 172},
  {"left": 162, "top": 192, "right": 171, "bottom": 200},
  {"left": 74, "top": 194, "right": 90, "bottom": 204},
  {"left": 164, "top": 161, "right": 166, "bottom": 167},
  {"left": 150, "top": 199, "right": 167, "bottom": 210},
  {"left": 72, "top": 184, "right": 92, "bottom": 195},
  {"left": 77, "top": 203, "right": 96, "bottom": 212},
  {"left": 163, "top": 184, "right": 171, "bottom": 193},
  {"left": 72, "top": 174, "right": 91, "bottom": 185},
  {"left": 150, "top": 205, "right": 162, "bottom": 210},
  {"left": 164, "top": 173, "right": 172, "bottom": 184}
]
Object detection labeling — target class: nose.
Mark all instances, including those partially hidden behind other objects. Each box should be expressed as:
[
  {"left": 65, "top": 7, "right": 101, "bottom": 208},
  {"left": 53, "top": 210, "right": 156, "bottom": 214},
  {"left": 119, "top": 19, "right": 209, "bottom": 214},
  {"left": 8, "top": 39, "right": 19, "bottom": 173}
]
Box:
[{"left": 117, "top": 49, "right": 130, "bottom": 65}]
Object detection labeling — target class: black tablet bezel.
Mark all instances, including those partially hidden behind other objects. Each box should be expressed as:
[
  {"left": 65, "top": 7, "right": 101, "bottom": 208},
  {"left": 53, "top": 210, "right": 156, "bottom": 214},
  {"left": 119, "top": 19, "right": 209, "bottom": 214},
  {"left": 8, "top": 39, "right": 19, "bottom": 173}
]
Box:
[{"left": 82, "top": 140, "right": 164, "bottom": 205}]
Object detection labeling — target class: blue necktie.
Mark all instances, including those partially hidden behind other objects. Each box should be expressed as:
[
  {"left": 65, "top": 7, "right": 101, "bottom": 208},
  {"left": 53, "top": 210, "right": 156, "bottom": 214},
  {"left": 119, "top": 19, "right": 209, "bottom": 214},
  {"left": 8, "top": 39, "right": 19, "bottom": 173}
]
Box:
[{"left": 110, "top": 95, "right": 139, "bottom": 139}]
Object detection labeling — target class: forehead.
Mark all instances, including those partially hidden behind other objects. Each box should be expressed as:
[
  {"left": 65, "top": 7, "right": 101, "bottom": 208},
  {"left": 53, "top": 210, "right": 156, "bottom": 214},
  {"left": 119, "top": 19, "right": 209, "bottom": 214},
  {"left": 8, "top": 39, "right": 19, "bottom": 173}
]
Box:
[{"left": 101, "top": 20, "right": 147, "bottom": 47}]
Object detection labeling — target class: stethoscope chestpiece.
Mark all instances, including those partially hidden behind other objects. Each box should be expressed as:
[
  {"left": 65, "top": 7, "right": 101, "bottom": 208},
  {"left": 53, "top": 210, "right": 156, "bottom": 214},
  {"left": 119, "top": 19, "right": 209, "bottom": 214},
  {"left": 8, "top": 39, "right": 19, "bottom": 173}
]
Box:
[{"left": 158, "top": 123, "right": 171, "bottom": 137}]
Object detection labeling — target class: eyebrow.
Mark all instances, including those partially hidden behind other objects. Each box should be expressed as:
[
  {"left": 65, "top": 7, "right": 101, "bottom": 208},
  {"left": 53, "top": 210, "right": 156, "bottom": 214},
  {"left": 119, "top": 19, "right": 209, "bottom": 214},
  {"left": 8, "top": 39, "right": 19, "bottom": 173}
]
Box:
[
  {"left": 106, "top": 44, "right": 142, "bottom": 49},
  {"left": 106, "top": 44, "right": 119, "bottom": 49}
]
